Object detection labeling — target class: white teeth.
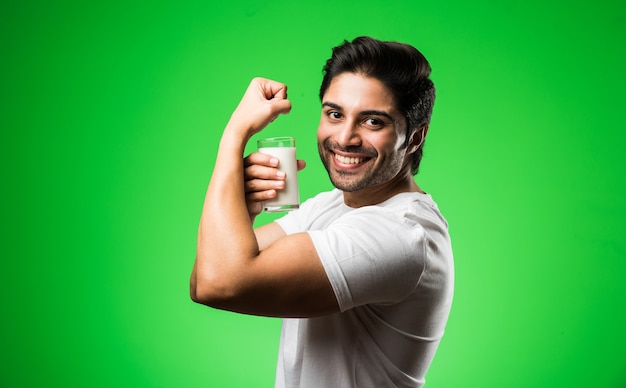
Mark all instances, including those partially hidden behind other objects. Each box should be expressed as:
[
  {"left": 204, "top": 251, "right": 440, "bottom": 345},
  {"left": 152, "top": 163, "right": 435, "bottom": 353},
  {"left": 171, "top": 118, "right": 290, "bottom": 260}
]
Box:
[{"left": 334, "top": 153, "right": 364, "bottom": 164}]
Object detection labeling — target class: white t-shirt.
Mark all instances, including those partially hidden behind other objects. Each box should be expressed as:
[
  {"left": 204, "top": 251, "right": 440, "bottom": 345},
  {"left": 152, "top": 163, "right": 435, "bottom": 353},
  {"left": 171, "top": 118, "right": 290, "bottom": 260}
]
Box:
[{"left": 274, "top": 189, "right": 454, "bottom": 388}]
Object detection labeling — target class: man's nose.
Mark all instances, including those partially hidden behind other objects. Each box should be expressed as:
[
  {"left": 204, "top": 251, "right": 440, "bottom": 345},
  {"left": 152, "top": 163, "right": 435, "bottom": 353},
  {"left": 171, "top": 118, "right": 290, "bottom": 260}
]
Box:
[{"left": 336, "top": 120, "right": 362, "bottom": 147}]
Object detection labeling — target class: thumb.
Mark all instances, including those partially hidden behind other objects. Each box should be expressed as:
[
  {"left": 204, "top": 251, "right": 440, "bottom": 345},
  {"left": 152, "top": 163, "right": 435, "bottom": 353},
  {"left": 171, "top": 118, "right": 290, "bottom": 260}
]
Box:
[{"left": 270, "top": 98, "right": 292, "bottom": 116}]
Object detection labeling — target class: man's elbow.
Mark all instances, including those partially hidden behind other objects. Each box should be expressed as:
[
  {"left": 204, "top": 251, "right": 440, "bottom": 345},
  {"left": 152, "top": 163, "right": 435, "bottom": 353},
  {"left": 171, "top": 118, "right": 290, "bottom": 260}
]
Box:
[
  {"left": 189, "top": 282, "right": 200, "bottom": 304},
  {"left": 189, "top": 271, "right": 237, "bottom": 308}
]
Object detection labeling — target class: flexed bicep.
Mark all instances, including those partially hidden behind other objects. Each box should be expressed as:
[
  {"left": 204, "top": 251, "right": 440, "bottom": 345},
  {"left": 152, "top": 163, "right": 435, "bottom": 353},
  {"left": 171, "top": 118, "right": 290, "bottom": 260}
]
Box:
[{"left": 195, "top": 231, "right": 339, "bottom": 318}]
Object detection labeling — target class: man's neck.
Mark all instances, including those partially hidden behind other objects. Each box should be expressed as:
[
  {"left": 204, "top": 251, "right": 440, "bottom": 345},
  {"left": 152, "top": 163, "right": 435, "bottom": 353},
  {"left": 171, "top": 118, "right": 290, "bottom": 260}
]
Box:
[{"left": 342, "top": 177, "right": 423, "bottom": 208}]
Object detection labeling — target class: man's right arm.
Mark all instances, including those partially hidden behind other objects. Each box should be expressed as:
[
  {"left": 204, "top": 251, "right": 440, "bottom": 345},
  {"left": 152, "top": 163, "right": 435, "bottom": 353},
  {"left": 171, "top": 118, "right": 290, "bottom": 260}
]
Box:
[{"left": 190, "top": 78, "right": 338, "bottom": 318}]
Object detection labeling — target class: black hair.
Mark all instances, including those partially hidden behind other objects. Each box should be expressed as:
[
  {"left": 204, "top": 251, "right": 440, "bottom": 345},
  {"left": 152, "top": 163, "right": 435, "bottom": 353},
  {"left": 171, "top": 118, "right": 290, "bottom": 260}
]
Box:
[{"left": 319, "top": 36, "right": 436, "bottom": 175}]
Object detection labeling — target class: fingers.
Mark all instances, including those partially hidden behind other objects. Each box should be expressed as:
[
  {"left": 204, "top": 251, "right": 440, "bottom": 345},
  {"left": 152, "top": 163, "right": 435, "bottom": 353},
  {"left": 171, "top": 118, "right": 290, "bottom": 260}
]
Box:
[
  {"left": 243, "top": 152, "right": 285, "bottom": 201},
  {"left": 245, "top": 175, "right": 285, "bottom": 195},
  {"left": 251, "top": 77, "right": 291, "bottom": 115},
  {"left": 246, "top": 188, "right": 278, "bottom": 204},
  {"left": 243, "top": 152, "right": 305, "bottom": 217},
  {"left": 244, "top": 152, "right": 306, "bottom": 175},
  {"left": 229, "top": 78, "right": 293, "bottom": 137},
  {"left": 244, "top": 166, "right": 285, "bottom": 193},
  {"left": 270, "top": 98, "right": 292, "bottom": 117},
  {"left": 254, "top": 77, "right": 292, "bottom": 120},
  {"left": 244, "top": 151, "right": 279, "bottom": 169},
  {"left": 257, "top": 77, "right": 288, "bottom": 101}
]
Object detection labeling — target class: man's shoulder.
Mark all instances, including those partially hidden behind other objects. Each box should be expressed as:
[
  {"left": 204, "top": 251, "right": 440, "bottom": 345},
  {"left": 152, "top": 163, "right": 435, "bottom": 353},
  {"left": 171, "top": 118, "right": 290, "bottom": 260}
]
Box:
[
  {"left": 354, "top": 192, "right": 448, "bottom": 231},
  {"left": 275, "top": 189, "right": 344, "bottom": 233},
  {"left": 308, "top": 188, "right": 342, "bottom": 202},
  {"left": 299, "top": 189, "right": 343, "bottom": 210}
]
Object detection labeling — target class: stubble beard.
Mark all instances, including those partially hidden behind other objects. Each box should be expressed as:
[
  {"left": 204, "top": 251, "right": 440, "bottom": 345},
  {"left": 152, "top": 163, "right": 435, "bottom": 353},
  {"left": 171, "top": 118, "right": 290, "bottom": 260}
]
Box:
[{"left": 318, "top": 140, "right": 405, "bottom": 193}]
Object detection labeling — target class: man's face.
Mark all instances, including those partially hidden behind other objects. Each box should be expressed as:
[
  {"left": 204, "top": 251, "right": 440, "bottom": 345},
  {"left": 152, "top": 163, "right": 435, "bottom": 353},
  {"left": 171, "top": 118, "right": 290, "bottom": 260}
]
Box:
[{"left": 317, "top": 72, "right": 410, "bottom": 193}]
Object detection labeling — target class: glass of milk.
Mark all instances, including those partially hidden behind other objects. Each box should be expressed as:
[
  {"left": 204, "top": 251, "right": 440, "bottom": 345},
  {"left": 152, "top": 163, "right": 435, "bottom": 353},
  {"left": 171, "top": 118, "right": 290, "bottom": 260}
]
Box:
[{"left": 257, "top": 137, "right": 300, "bottom": 212}]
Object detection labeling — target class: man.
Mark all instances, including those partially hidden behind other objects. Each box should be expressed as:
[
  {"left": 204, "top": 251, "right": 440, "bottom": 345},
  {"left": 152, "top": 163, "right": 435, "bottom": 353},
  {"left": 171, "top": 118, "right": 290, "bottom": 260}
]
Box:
[{"left": 190, "top": 36, "right": 454, "bottom": 387}]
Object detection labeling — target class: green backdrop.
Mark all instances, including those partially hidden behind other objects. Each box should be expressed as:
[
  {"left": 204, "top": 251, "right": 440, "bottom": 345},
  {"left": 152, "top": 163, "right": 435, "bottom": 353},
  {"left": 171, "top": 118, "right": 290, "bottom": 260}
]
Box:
[{"left": 2, "top": 0, "right": 625, "bottom": 387}]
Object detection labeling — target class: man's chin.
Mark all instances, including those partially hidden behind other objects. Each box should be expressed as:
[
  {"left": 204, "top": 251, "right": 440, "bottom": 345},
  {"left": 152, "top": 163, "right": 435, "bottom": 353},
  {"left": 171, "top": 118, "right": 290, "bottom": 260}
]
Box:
[{"left": 329, "top": 174, "right": 367, "bottom": 193}]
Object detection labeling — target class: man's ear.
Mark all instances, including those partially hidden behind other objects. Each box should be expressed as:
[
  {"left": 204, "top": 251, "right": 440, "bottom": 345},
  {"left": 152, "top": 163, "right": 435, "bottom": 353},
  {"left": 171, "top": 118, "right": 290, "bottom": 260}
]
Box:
[{"left": 407, "top": 125, "right": 429, "bottom": 154}]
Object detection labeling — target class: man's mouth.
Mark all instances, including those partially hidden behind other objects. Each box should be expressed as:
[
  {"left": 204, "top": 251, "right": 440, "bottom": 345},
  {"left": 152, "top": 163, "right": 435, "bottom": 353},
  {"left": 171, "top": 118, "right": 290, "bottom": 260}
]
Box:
[{"left": 334, "top": 153, "right": 366, "bottom": 165}]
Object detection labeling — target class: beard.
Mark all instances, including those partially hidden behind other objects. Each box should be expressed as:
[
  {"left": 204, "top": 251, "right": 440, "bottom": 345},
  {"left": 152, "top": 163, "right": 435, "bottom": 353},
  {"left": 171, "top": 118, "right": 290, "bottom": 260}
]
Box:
[{"left": 318, "top": 139, "right": 405, "bottom": 192}]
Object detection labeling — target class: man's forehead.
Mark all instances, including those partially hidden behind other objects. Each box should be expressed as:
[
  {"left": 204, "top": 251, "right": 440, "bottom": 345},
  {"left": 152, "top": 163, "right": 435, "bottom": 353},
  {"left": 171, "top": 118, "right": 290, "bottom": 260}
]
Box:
[{"left": 322, "top": 73, "right": 399, "bottom": 115}]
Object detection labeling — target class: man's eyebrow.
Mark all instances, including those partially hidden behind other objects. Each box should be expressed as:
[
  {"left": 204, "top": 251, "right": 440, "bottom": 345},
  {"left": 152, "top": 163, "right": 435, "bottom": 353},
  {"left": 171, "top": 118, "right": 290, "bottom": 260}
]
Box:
[
  {"left": 360, "top": 110, "right": 395, "bottom": 122},
  {"left": 322, "top": 102, "right": 395, "bottom": 122},
  {"left": 321, "top": 101, "right": 342, "bottom": 110}
]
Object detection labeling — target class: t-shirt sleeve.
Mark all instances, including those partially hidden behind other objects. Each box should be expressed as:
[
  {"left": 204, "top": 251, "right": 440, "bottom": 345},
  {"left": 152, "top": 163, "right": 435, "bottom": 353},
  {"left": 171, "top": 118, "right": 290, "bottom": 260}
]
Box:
[
  {"left": 274, "top": 211, "right": 301, "bottom": 235},
  {"left": 274, "top": 192, "right": 325, "bottom": 235},
  {"left": 307, "top": 207, "right": 426, "bottom": 312}
]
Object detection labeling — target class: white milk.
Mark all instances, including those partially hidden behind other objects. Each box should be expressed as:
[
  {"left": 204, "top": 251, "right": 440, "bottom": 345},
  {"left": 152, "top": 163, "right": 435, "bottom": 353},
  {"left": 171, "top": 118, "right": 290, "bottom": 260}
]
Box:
[{"left": 258, "top": 146, "right": 300, "bottom": 211}]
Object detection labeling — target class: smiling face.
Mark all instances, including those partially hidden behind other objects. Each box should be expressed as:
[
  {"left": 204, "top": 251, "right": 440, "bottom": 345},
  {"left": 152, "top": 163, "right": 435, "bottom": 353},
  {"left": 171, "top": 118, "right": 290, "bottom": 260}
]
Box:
[{"left": 317, "top": 72, "right": 415, "bottom": 197}]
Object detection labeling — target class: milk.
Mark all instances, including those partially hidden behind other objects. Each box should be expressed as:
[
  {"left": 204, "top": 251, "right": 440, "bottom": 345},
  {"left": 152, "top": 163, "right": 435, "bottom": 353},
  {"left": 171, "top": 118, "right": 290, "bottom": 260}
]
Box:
[{"left": 258, "top": 146, "right": 300, "bottom": 212}]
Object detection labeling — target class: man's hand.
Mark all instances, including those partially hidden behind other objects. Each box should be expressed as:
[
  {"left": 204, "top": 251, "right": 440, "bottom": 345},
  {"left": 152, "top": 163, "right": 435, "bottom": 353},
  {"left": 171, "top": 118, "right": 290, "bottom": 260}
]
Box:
[
  {"left": 226, "top": 78, "right": 292, "bottom": 141},
  {"left": 244, "top": 152, "right": 306, "bottom": 219}
]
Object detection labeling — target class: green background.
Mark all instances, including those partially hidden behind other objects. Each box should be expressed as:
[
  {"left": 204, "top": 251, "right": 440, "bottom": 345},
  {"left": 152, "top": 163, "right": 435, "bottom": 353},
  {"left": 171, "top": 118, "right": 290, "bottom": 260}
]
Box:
[{"left": 2, "top": 0, "right": 625, "bottom": 387}]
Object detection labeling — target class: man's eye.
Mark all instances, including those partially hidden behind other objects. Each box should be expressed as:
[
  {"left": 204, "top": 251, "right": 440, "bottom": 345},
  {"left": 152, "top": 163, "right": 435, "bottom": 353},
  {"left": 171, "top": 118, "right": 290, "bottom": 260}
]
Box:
[
  {"left": 363, "top": 118, "right": 385, "bottom": 128},
  {"left": 328, "top": 111, "right": 342, "bottom": 120}
]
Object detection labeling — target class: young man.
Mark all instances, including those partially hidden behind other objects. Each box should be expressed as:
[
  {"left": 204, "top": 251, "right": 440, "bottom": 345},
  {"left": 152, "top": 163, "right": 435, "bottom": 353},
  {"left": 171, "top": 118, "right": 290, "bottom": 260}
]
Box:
[{"left": 191, "top": 36, "right": 454, "bottom": 387}]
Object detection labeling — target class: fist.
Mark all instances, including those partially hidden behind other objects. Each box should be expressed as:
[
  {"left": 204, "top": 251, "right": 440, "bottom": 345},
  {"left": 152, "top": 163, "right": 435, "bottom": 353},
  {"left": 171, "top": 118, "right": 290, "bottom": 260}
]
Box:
[{"left": 227, "top": 78, "right": 292, "bottom": 138}]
